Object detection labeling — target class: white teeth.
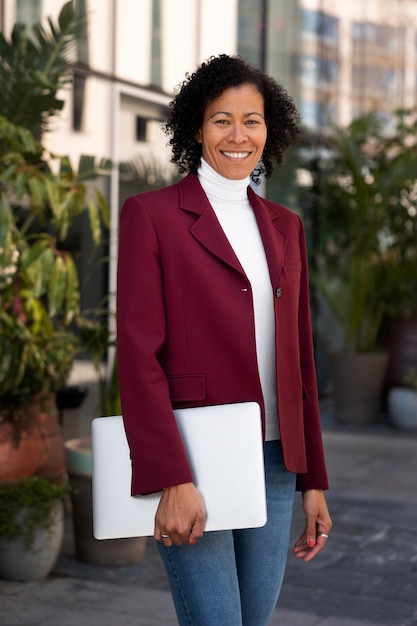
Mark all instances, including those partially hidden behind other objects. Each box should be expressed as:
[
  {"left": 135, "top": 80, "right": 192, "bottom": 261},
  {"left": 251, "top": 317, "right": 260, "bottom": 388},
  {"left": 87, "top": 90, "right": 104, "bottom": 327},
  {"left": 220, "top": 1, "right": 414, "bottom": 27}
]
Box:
[{"left": 223, "top": 152, "right": 249, "bottom": 159}]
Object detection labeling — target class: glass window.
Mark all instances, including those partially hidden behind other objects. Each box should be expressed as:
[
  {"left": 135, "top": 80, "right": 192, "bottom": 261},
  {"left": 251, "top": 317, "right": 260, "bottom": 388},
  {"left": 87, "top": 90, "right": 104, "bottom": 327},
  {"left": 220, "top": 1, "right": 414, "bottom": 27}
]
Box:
[
  {"left": 301, "top": 7, "right": 319, "bottom": 35},
  {"left": 323, "top": 14, "right": 338, "bottom": 44},
  {"left": 300, "top": 100, "right": 318, "bottom": 128},
  {"left": 75, "top": 0, "right": 89, "bottom": 65},
  {"left": 300, "top": 54, "right": 318, "bottom": 85},
  {"left": 135, "top": 117, "right": 148, "bottom": 142},
  {"left": 72, "top": 72, "right": 86, "bottom": 131},
  {"left": 150, "top": 0, "right": 162, "bottom": 87},
  {"left": 353, "top": 65, "right": 396, "bottom": 96},
  {"left": 300, "top": 100, "right": 336, "bottom": 130},
  {"left": 378, "top": 68, "right": 395, "bottom": 94},
  {"left": 300, "top": 54, "right": 338, "bottom": 86},
  {"left": 352, "top": 65, "right": 366, "bottom": 90},
  {"left": 301, "top": 8, "right": 338, "bottom": 45},
  {"left": 72, "top": 0, "right": 89, "bottom": 132},
  {"left": 352, "top": 22, "right": 362, "bottom": 40},
  {"left": 238, "top": 0, "right": 264, "bottom": 68},
  {"left": 352, "top": 20, "right": 402, "bottom": 51},
  {"left": 16, "top": 0, "right": 41, "bottom": 27}
]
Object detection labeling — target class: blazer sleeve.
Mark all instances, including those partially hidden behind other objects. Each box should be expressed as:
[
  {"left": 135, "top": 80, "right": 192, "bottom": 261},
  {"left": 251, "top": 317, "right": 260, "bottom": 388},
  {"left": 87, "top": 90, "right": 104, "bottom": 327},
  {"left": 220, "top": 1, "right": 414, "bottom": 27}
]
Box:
[
  {"left": 116, "top": 195, "right": 193, "bottom": 495},
  {"left": 296, "top": 218, "right": 329, "bottom": 491}
]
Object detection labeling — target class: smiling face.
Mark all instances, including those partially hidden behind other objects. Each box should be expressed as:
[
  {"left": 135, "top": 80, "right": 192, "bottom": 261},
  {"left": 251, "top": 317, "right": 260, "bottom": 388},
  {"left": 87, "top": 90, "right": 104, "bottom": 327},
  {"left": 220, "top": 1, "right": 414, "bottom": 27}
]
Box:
[{"left": 195, "top": 84, "right": 267, "bottom": 180}]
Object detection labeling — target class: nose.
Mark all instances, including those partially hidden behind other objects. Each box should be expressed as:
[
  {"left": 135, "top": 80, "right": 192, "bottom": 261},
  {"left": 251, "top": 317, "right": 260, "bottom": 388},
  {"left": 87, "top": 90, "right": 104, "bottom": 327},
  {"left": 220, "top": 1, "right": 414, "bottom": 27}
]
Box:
[{"left": 228, "top": 123, "right": 247, "bottom": 143}]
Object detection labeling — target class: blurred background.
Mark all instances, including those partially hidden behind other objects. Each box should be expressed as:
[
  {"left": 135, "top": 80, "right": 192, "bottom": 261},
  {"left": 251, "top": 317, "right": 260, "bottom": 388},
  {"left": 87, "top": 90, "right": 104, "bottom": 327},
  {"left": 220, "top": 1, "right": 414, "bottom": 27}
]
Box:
[
  {"left": 1, "top": 0, "right": 417, "bottom": 592},
  {"left": 1, "top": 0, "right": 417, "bottom": 434}
]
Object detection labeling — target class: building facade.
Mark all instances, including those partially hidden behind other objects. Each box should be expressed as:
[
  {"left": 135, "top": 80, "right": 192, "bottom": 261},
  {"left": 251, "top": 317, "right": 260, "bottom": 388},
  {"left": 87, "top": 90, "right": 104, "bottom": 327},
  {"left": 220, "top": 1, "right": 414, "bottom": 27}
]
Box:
[
  {"left": 1, "top": 0, "right": 417, "bottom": 327},
  {"left": 239, "top": 0, "right": 417, "bottom": 127},
  {"left": 2, "top": 0, "right": 416, "bottom": 198}
]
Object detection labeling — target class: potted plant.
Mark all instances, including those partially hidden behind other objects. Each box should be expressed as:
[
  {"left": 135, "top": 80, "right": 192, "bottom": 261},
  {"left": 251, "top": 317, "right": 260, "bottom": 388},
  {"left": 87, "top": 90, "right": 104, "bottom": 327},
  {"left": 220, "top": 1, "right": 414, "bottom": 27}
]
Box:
[
  {"left": 303, "top": 110, "right": 417, "bottom": 424},
  {"left": 0, "top": 1, "right": 110, "bottom": 484},
  {"left": 377, "top": 110, "right": 417, "bottom": 391},
  {"left": 0, "top": 115, "right": 109, "bottom": 478},
  {"left": 0, "top": 476, "right": 69, "bottom": 581}
]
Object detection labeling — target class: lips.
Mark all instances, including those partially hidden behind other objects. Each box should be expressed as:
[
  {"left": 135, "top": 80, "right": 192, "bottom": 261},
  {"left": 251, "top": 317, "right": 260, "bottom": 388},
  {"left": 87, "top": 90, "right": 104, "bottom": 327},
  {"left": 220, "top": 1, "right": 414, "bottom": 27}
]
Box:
[{"left": 222, "top": 151, "right": 251, "bottom": 159}]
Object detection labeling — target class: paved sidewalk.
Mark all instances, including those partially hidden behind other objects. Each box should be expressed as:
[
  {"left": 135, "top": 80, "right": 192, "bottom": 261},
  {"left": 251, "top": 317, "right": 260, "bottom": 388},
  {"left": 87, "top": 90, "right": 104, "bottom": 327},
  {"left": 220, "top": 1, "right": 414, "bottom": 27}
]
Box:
[{"left": 1, "top": 412, "right": 417, "bottom": 626}]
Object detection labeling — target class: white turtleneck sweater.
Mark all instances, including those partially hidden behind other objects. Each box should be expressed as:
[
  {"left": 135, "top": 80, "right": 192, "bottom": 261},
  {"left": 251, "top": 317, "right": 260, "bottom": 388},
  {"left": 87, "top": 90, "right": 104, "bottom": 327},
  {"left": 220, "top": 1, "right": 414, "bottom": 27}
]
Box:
[{"left": 197, "top": 158, "right": 279, "bottom": 441}]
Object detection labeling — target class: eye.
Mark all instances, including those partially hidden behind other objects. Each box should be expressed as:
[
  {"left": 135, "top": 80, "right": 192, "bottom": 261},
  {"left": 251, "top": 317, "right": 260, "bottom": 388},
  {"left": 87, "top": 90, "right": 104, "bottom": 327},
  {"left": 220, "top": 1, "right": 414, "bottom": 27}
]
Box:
[{"left": 215, "top": 119, "right": 229, "bottom": 125}]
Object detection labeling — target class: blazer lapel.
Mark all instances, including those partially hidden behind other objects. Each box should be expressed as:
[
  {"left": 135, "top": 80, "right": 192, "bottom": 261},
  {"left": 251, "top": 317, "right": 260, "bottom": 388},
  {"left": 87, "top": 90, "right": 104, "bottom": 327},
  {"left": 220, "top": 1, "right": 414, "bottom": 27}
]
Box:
[
  {"left": 178, "top": 174, "right": 246, "bottom": 275},
  {"left": 248, "top": 186, "right": 288, "bottom": 285},
  {"left": 177, "top": 174, "right": 289, "bottom": 284}
]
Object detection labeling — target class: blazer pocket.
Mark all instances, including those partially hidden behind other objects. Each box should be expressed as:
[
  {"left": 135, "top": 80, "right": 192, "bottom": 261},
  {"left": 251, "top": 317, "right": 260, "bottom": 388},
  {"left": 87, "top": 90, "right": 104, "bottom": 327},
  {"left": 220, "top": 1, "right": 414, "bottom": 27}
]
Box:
[{"left": 167, "top": 374, "right": 206, "bottom": 402}]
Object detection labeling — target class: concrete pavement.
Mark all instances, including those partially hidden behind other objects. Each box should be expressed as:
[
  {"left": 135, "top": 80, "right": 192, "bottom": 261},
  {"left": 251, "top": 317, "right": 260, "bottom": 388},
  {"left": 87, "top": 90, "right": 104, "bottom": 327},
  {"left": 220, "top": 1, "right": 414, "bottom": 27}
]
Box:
[{"left": 1, "top": 406, "right": 417, "bottom": 626}]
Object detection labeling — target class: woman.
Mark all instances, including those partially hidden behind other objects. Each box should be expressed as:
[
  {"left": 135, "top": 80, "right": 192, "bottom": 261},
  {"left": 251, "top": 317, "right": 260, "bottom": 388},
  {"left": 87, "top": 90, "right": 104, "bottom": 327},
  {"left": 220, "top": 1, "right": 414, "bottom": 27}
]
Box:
[{"left": 117, "top": 54, "right": 332, "bottom": 625}]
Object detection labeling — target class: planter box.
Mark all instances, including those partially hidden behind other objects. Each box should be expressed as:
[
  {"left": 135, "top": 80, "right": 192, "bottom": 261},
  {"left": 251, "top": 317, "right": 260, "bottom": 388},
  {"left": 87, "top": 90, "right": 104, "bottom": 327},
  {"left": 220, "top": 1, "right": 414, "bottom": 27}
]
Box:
[
  {"left": 65, "top": 437, "right": 146, "bottom": 565},
  {"left": 332, "top": 351, "right": 389, "bottom": 425}
]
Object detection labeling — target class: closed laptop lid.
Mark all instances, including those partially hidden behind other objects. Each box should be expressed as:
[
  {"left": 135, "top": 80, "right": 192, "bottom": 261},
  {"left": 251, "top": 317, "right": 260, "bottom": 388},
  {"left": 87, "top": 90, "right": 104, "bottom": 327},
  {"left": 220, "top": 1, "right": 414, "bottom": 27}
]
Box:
[{"left": 92, "top": 402, "right": 267, "bottom": 539}]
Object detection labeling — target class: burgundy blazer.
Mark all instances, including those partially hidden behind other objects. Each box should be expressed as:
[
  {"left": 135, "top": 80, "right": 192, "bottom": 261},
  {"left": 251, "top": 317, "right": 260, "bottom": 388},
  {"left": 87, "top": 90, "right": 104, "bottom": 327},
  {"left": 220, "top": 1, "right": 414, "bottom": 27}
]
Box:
[{"left": 117, "top": 173, "right": 329, "bottom": 495}]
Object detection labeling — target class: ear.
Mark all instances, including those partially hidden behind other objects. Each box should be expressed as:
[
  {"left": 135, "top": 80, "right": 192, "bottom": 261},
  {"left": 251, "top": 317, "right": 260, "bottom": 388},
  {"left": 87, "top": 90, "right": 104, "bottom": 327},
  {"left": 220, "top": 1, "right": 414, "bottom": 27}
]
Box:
[{"left": 195, "top": 129, "right": 202, "bottom": 143}]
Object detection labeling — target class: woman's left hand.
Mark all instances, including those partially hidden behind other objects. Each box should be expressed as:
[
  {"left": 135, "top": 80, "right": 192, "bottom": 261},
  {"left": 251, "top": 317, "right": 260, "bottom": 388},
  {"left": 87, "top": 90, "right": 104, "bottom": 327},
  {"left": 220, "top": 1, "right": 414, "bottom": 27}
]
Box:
[{"left": 292, "top": 489, "right": 332, "bottom": 562}]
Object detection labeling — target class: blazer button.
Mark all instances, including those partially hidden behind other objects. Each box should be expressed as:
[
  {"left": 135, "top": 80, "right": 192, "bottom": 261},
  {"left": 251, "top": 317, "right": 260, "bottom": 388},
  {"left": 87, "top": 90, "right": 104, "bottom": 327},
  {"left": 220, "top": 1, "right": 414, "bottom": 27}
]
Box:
[{"left": 275, "top": 287, "right": 282, "bottom": 298}]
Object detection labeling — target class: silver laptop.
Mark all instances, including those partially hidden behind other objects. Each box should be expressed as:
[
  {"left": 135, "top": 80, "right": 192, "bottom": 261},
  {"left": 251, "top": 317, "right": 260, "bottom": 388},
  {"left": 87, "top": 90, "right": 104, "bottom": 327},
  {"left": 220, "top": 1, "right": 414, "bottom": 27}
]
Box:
[{"left": 91, "top": 402, "right": 267, "bottom": 539}]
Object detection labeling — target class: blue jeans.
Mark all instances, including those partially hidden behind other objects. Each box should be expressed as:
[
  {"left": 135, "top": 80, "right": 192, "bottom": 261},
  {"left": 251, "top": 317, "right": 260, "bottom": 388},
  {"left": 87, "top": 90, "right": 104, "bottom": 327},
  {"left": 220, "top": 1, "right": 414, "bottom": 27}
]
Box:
[{"left": 156, "top": 440, "right": 296, "bottom": 625}]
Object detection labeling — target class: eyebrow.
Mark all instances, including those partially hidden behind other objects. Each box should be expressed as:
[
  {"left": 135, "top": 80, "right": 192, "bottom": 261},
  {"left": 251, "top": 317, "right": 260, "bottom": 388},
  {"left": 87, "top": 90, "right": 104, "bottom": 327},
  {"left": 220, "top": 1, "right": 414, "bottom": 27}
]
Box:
[{"left": 208, "top": 111, "right": 265, "bottom": 120}]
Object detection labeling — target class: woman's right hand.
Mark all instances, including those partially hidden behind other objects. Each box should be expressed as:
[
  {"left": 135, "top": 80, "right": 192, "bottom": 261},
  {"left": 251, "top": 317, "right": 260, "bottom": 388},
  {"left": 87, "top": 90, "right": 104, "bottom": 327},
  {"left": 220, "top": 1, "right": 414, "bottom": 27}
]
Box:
[{"left": 155, "top": 482, "right": 206, "bottom": 546}]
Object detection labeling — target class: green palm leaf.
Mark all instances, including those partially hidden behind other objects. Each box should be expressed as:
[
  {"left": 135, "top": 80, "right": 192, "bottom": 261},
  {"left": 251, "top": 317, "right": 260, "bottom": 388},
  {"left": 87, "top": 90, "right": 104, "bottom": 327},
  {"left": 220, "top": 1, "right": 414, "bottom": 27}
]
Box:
[{"left": 0, "top": 1, "right": 87, "bottom": 137}]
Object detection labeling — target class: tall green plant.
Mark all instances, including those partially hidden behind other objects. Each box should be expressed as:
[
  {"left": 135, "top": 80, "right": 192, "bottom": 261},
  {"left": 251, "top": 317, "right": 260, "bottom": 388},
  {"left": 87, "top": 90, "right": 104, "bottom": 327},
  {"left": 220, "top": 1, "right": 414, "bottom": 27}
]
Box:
[
  {"left": 305, "top": 109, "right": 417, "bottom": 352},
  {"left": 0, "top": 117, "right": 109, "bottom": 416},
  {"left": 0, "top": 1, "right": 112, "bottom": 418},
  {"left": 0, "top": 1, "right": 86, "bottom": 137}
]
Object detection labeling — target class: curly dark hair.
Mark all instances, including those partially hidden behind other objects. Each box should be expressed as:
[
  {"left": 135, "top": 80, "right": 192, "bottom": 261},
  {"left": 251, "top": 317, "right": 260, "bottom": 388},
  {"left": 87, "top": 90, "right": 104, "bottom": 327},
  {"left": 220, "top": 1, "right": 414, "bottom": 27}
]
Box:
[{"left": 163, "top": 54, "right": 300, "bottom": 180}]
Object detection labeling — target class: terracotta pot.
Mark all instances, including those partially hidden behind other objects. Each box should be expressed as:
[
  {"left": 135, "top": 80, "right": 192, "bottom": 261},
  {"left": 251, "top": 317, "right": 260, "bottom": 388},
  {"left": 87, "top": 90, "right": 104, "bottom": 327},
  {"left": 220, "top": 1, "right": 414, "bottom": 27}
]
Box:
[{"left": 0, "top": 396, "right": 66, "bottom": 483}]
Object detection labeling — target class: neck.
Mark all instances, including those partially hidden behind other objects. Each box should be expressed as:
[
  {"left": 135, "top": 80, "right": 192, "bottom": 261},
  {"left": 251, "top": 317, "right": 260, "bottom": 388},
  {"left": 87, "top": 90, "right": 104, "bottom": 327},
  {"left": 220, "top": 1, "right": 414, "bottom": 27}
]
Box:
[{"left": 197, "top": 158, "right": 250, "bottom": 203}]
